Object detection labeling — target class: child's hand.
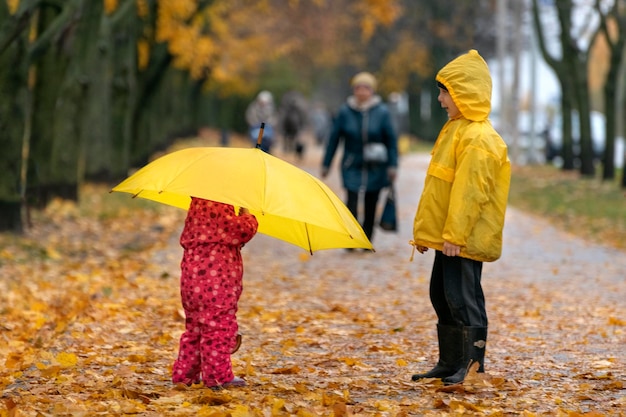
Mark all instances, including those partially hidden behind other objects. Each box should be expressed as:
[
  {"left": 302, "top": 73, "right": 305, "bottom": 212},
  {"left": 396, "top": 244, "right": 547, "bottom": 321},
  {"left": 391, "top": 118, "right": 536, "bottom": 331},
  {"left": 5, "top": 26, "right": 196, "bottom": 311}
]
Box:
[{"left": 442, "top": 241, "right": 460, "bottom": 257}]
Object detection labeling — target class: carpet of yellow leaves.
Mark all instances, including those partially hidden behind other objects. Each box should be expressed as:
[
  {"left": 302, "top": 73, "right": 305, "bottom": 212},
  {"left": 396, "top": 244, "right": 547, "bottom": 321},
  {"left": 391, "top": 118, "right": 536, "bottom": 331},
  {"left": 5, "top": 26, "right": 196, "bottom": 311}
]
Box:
[{"left": 1, "top": 133, "right": 624, "bottom": 416}]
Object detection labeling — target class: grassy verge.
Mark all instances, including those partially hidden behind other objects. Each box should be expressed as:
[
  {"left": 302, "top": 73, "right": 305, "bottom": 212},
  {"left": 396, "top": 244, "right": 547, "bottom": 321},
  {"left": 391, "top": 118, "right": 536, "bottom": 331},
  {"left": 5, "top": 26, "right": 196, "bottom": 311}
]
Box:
[{"left": 508, "top": 164, "right": 625, "bottom": 250}]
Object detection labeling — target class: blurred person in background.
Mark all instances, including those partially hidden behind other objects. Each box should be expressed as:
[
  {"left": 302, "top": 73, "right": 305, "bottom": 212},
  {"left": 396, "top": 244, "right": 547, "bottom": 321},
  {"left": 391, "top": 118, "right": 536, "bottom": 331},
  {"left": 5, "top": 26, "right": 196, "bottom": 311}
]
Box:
[
  {"left": 321, "top": 71, "right": 398, "bottom": 246},
  {"left": 279, "top": 90, "right": 308, "bottom": 159},
  {"left": 246, "top": 90, "right": 277, "bottom": 153},
  {"left": 310, "top": 101, "right": 331, "bottom": 146}
]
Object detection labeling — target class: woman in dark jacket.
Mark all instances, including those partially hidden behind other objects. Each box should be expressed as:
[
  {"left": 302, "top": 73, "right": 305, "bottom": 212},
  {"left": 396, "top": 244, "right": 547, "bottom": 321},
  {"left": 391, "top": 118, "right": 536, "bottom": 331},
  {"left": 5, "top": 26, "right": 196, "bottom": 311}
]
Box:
[{"left": 321, "top": 72, "right": 399, "bottom": 244}]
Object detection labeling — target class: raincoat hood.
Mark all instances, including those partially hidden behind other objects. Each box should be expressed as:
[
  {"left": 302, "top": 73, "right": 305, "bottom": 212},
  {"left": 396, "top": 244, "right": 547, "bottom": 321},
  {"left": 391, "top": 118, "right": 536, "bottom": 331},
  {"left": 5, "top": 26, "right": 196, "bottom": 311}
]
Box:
[{"left": 436, "top": 49, "right": 492, "bottom": 122}]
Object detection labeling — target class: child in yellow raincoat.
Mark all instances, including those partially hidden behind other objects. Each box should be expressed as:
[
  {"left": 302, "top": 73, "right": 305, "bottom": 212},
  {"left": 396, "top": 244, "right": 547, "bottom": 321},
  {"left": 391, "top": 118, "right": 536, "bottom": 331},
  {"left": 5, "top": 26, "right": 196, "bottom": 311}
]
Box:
[{"left": 410, "top": 50, "right": 511, "bottom": 385}]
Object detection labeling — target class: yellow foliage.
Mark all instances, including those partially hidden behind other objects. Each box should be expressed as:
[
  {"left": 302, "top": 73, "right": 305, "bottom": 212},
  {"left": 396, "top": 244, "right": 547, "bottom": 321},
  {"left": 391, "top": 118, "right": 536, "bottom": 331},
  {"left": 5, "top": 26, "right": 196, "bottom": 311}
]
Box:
[
  {"left": 137, "top": 39, "right": 150, "bottom": 71},
  {"left": 103, "top": 0, "right": 118, "bottom": 15},
  {"left": 374, "top": 399, "right": 393, "bottom": 411},
  {"left": 4, "top": 352, "right": 23, "bottom": 369},
  {"left": 6, "top": 0, "right": 19, "bottom": 14},
  {"left": 39, "top": 365, "right": 62, "bottom": 378},
  {"left": 150, "top": 0, "right": 407, "bottom": 94},
  {"left": 364, "top": 0, "right": 402, "bottom": 26},
  {"left": 45, "top": 245, "right": 62, "bottom": 260},
  {"left": 245, "top": 357, "right": 256, "bottom": 376},
  {"left": 156, "top": 0, "right": 197, "bottom": 42},
  {"left": 55, "top": 352, "right": 78, "bottom": 368},
  {"left": 30, "top": 301, "right": 47, "bottom": 312},
  {"left": 156, "top": 0, "right": 266, "bottom": 88},
  {"left": 339, "top": 357, "right": 365, "bottom": 367},
  {"left": 34, "top": 316, "right": 46, "bottom": 330},
  {"left": 270, "top": 397, "right": 286, "bottom": 414},
  {"left": 230, "top": 404, "right": 251, "bottom": 417},
  {"left": 353, "top": 0, "right": 402, "bottom": 41},
  {"left": 136, "top": 0, "right": 149, "bottom": 18},
  {"left": 379, "top": 33, "right": 432, "bottom": 93}
]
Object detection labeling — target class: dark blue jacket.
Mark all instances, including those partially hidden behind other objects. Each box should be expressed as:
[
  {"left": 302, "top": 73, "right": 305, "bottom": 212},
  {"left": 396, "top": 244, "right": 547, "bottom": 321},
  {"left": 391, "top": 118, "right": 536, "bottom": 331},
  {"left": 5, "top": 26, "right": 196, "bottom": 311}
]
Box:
[{"left": 322, "top": 96, "right": 398, "bottom": 192}]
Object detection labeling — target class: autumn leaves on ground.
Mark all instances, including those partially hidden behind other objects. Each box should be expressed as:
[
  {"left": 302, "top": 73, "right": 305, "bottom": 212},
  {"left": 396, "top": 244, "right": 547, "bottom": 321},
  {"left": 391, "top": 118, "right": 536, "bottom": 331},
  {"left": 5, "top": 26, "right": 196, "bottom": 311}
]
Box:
[{"left": 1, "top": 134, "right": 625, "bottom": 416}]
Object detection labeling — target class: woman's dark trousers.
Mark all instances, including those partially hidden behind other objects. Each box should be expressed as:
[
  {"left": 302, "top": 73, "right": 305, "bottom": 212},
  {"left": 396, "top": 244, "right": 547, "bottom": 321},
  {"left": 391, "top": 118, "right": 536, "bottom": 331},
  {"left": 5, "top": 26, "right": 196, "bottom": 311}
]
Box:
[{"left": 346, "top": 189, "right": 380, "bottom": 241}]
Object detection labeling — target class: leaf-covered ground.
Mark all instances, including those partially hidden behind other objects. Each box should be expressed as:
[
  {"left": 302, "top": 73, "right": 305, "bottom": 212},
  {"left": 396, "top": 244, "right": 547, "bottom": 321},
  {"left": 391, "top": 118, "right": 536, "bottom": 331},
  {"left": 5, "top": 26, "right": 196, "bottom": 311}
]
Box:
[{"left": 1, "top": 134, "right": 625, "bottom": 416}]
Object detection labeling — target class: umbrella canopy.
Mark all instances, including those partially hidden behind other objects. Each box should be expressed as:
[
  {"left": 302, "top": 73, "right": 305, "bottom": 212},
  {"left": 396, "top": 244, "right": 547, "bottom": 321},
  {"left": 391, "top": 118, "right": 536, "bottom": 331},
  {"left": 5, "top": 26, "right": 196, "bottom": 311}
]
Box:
[{"left": 111, "top": 147, "right": 373, "bottom": 253}]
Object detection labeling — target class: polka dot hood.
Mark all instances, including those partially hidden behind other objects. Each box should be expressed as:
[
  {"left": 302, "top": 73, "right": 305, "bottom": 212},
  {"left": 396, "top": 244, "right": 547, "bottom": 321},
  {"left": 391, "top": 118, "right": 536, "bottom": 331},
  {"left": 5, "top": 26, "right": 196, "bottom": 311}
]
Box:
[{"left": 180, "top": 198, "right": 258, "bottom": 249}]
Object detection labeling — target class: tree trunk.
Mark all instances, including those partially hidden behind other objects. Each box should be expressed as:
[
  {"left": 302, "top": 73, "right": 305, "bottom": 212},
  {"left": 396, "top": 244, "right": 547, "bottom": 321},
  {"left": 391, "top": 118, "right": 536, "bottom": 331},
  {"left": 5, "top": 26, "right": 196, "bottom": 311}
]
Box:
[
  {"left": 555, "top": 0, "right": 596, "bottom": 177},
  {"left": 531, "top": 0, "right": 573, "bottom": 170},
  {"left": 28, "top": 1, "right": 80, "bottom": 208},
  {"left": 0, "top": 1, "right": 28, "bottom": 231},
  {"left": 559, "top": 85, "right": 576, "bottom": 170},
  {"left": 596, "top": 0, "right": 626, "bottom": 181},
  {"left": 603, "top": 64, "right": 618, "bottom": 180},
  {"left": 510, "top": 0, "right": 523, "bottom": 164}
]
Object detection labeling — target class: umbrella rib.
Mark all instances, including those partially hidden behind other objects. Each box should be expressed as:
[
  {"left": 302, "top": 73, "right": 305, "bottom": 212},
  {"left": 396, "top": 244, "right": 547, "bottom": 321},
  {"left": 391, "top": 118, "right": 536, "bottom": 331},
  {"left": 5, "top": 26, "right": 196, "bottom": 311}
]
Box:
[
  {"left": 305, "top": 223, "right": 313, "bottom": 255},
  {"left": 266, "top": 154, "right": 356, "bottom": 234},
  {"left": 305, "top": 176, "right": 356, "bottom": 238},
  {"left": 257, "top": 149, "right": 268, "bottom": 214},
  {"left": 155, "top": 150, "right": 215, "bottom": 196}
]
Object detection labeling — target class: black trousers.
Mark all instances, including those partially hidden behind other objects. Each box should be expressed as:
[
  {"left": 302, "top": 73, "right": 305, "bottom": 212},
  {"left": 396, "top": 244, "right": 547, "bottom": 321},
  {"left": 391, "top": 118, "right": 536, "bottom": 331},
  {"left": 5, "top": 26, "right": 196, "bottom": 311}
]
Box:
[
  {"left": 429, "top": 251, "right": 487, "bottom": 327},
  {"left": 346, "top": 189, "right": 381, "bottom": 240}
]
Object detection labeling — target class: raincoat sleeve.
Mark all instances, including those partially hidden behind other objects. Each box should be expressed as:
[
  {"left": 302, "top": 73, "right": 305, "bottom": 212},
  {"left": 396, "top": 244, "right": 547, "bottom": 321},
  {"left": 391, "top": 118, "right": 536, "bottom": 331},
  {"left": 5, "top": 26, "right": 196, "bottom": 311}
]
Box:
[
  {"left": 230, "top": 213, "right": 259, "bottom": 245},
  {"left": 442, "top": 135, "right": 497, "bottom": 246},
  {"left": 181, "top": 199, "right": 258, "bottom": 249}
]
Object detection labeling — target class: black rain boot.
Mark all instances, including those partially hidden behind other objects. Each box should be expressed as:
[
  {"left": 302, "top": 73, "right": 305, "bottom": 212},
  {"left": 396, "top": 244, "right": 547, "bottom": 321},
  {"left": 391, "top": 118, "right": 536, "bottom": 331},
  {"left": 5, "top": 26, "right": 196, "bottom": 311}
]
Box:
[
  {"left": 442, "top": 326, "right": 487, "bottom": 385},
  {"left": 411, "top": 324, "right": 463, "bottom": 381}
]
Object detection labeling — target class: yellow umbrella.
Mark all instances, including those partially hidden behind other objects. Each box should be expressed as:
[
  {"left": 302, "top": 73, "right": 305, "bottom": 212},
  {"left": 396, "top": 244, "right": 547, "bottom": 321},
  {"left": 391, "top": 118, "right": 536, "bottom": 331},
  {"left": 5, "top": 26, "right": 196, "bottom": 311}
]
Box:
[{"left": 111, "top": 146, "right": 373, "bottom": 253}]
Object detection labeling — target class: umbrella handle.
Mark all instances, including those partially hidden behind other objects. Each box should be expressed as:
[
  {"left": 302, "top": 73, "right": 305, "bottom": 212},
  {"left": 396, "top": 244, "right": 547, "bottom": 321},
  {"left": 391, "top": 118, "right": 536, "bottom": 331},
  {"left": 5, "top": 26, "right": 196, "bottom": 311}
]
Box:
[{"left": 255, "top": 122, "right": 265, "bottom": 149}]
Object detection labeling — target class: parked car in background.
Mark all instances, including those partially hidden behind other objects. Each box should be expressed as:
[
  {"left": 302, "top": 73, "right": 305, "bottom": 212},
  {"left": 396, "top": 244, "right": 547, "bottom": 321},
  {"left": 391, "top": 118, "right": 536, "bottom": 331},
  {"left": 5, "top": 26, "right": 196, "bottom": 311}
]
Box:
[
  {"left": 491, "top": 109, "right": 623, "bottom": 168},
  {"left": 490, "top": 110, "right": 549, "bottom": 164},
  {"left": 545, "top": 110, "right": 605, "bottom": 166}
]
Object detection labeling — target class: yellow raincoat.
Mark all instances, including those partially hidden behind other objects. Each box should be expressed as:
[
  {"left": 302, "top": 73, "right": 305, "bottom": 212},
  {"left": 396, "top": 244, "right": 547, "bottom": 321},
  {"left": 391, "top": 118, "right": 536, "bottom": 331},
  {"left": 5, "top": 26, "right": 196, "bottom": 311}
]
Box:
[{"left": 412, "top": 50, "right": 511, "bottom": 262}]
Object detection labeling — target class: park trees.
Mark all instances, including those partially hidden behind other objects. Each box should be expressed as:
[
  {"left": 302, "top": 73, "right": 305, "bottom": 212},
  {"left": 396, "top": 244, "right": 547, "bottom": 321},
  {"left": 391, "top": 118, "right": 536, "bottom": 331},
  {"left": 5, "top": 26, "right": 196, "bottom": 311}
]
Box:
[
  {"left": 533, "top": 0, "right": 626, "bottom": 183},
  {"left": 0, "top": 0, "right": 411, "bottom": 231},
  {"left": 3, "top": 0, "right": 623, "bottom": 233}
]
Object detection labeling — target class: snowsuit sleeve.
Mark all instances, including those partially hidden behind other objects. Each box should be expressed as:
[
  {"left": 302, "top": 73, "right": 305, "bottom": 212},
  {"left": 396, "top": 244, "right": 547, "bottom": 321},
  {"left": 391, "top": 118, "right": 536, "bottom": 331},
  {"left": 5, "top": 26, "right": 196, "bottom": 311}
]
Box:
[{"left": 181, "top": 198, "right": 258, "bottom": 249}]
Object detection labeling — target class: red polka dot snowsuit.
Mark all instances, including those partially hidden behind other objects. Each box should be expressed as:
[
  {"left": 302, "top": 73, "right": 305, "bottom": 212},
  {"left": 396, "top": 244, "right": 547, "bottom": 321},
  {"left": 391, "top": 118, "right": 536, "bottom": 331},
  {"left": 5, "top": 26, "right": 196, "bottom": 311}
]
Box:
[{"left": 172, "top": 198, "right": 258, "bottom": 386}]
